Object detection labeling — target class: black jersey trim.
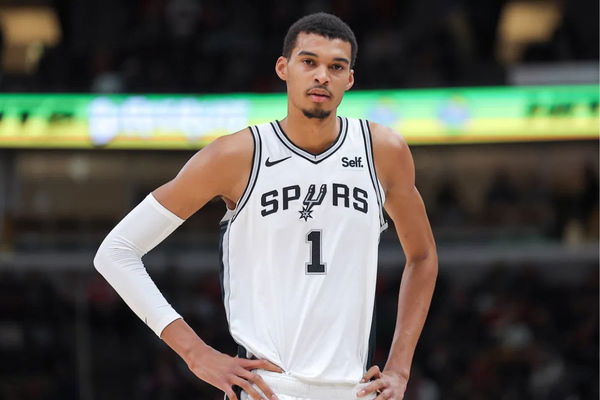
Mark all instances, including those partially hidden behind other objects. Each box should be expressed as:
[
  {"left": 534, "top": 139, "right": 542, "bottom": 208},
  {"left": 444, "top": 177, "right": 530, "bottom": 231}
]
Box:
[
  {"left": 218, "top": 214, "right": 234, "bottom": 376},
  {"left": 270, "top": 116, "right": 348, "bottom": 164},
  {"left": 218, "top": 221, "right": 228, "bottom": 302},
  {"left": 364, "top": 119, "right": 387, "bottom": 231},
  {"left": 218, "top": 219, "right": 233, "bottom": 360},
  {"left": 219, "top": 207, "right": 243, "bottom": 400},
  {"left": 231, "top": 125, "right": 262, "bottom": 223},
  {"left": 366, "top": 302, "right": 377, "bottom": 370},
  {"left": 360, "top": 119, "right": 387, "bottom": 231}
]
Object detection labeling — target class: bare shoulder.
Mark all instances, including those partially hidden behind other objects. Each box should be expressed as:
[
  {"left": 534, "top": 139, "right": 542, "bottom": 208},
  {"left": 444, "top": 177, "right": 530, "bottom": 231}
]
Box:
[
  {"left": 191, "top": 127, "right": 254, "bottom": 167},
  {"left": 368, "top": 121, "right": 407, "bottom": 150},
  {"left": 174, "top": 127, "right": 254, "bottom": 192},
  {"left": 153, "top": 127, "right": 254, "bottom": 219},
  {"left": 367, "top": 121, "right": 414, "bottom": 193}
]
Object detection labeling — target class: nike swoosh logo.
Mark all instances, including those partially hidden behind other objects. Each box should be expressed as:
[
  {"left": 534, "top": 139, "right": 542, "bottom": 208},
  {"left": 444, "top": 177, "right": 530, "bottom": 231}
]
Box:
[{"left": 265, "top": 156, "right": 291, "bottom": 167}]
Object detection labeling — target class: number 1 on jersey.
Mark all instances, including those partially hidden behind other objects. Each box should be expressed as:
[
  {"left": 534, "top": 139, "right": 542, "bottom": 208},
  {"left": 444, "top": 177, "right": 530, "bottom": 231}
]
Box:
[{"left": 306, "top": 230, "right": 326, "bottom": 274}]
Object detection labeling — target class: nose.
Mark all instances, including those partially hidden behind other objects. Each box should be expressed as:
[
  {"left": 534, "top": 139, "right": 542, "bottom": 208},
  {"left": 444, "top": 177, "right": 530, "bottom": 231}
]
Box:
[{"left": 313, "top": 65, "right": 329, "bottom": 85}]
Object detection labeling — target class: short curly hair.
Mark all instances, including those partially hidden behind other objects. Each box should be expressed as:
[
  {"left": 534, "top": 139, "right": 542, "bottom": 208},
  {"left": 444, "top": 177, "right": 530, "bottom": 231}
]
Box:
[{"left": 282, "top": 12, "right": 358, "bottom": 68}]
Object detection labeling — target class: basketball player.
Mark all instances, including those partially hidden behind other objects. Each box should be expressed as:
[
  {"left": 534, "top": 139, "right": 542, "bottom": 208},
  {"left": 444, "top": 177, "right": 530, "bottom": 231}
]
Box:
[{"left": 94, "top": 12, "right": 437, "bottom": 400}]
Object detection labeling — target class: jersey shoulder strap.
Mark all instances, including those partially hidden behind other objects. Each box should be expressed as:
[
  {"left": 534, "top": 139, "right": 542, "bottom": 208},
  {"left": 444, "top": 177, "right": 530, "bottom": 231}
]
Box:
[{"left": 359, "top": 119, "right": 388, "bottom": 232}]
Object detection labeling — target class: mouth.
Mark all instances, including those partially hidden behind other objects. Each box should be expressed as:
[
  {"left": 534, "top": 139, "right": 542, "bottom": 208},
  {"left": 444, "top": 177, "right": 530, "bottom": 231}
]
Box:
[{"left": 307, "top": 90, "right": 331, "bottom": 103}]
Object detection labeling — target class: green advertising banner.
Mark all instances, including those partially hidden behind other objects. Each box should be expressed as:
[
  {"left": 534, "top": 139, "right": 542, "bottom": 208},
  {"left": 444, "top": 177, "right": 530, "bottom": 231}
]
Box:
[{"left": 0, "top": 85, "right": 597, "bottom": 149}]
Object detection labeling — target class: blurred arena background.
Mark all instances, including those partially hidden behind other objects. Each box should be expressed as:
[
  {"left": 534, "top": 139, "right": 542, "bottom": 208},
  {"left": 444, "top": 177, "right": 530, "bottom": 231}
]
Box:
[{"left": 0, "top": 0, "right": 598, "bottom": 399}]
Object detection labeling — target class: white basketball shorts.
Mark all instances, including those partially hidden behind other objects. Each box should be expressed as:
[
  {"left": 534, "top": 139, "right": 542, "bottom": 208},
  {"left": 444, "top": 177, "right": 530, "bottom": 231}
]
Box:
[{"left": 239, "top": 370, "right": 376, "bottom": 400}]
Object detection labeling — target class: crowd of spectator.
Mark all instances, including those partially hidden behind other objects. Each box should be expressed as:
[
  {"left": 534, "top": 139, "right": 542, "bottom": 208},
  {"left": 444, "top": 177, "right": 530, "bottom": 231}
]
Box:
[
  {"left": 0, "top": 3, "right": 597, "bottom": 398},
  {"left": 5, "top": 152, "right": 597, "bottom": 254},
  {"left": 0, "top": 262, "right": 597, "bottom": 399},
  {"left": 425, "top": 163, "right": 599, "bottom": 244},
  {"left": 2, "top": 0, "right": 598, "bottom": 93}
]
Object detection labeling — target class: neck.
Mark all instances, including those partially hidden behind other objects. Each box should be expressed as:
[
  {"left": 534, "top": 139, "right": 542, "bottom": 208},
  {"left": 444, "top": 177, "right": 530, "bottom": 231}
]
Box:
[{"left": 280, "top": 107, "right": 339, "bottom": 154}]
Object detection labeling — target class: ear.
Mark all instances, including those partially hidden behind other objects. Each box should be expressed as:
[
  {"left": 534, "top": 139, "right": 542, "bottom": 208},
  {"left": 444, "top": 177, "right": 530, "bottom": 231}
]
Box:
[
  {"left": 345, "top": 69, "right": 355, "bottom": 91},
  {"left": 275, "top": 56, "right": 288, "bottom": 81}
]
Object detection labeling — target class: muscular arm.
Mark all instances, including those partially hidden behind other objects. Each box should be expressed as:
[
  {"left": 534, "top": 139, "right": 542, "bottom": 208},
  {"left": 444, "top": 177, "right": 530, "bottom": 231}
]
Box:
[
  {"left": 359, "top": 122, "right": 438, "bottom": 399},
  {"left": 94, "top": 129, "right": 282, "bottom": 400},
  {"left": 151, "top": 129, "right": 253, "bottom": 354}
]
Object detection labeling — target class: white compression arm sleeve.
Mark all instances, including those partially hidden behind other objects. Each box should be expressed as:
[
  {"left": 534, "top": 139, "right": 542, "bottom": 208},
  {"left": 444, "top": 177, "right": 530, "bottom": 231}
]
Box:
[{"left": 93, "top": 193, "right": 185, "bottom": 337}]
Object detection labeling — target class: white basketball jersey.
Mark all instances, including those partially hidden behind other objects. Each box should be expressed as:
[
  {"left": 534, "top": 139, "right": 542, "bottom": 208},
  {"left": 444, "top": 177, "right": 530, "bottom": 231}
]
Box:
[{"left": 219, "top": 117, "right": 387, "bottom": 384}]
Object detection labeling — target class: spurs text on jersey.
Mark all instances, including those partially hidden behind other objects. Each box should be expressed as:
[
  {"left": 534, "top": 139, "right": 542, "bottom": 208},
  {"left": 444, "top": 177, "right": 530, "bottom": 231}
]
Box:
[{"left": 260, "top": 183, "right": 368, "bottom": 220}]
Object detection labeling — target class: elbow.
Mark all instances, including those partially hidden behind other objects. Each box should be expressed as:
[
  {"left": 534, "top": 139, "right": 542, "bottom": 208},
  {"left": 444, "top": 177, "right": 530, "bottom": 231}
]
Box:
[
  {"left": 93, "top": 241, "right": 108, "bottom": 275},
  {"left": 93, "top": 235, "right": 118, "bottom": 275},
  {"left": 406, "top": 248, "right": 438, "bottom": 273},
  {"left": 93, "top": 234, "right": 142, "bottom": 276}
]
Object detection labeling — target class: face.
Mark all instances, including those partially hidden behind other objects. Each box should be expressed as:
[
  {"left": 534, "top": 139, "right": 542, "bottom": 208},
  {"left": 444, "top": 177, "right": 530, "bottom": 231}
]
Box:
[{"left": 276, "top": 32, "right": 355, "bottom": 120}]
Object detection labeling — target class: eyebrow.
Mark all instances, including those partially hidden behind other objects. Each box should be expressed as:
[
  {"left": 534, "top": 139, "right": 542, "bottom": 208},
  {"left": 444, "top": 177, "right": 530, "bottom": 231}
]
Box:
[{"left": 297, "top": 50, "right": 350, "bottom": 65}]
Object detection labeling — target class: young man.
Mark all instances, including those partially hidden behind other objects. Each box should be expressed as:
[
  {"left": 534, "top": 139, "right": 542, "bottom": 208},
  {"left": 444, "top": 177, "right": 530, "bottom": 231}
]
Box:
[{"left": 94, "top": 12, "right": 437, "bottom": 400}]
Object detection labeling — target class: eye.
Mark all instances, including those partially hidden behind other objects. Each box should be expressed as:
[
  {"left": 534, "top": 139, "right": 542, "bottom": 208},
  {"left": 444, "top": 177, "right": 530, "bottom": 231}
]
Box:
[
  {"left": 331, "top": 64, "right": 344, "bottom": 71},
  {"left": 303, "top": 58, "right": 315, "bottom": 65}
]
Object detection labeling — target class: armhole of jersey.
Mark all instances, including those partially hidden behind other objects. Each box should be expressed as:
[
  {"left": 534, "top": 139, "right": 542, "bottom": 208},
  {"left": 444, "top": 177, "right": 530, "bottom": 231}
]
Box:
[
  {"left": 219, "top": 128, "right": 261, "bottom": 373},
  {"left": 360, "top": 119, "right": 388, "bottom": 233},
  {"left": 229, "top": 125, "right": 262, "bottom": 224}
]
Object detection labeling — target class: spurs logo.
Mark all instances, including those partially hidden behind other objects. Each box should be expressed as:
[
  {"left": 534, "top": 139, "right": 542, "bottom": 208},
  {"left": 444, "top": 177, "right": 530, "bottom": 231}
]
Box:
[
  {"left": 299, "top": 184, "right": 327, "bottom": 221},
  {"left": 259, "top": 183, "right": 369, "bottom": 218}
]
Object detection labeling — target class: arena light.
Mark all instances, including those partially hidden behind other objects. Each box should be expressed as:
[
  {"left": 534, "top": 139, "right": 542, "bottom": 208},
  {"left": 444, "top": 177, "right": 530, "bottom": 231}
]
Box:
[
  {"left": 0, "top": 6, "right": 61, "bottom": 73},
  {"left": 0, "top": 85, "right": 597, "bottom": 149}
]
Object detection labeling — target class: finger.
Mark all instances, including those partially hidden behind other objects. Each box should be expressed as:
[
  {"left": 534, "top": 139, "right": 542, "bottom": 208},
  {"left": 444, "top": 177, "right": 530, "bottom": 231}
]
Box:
[
  {"left": 361, "top": 365, "right": 382, "bottom": 382},
  {"left": 357, "top": 379, "right": 385, "bottom": 397},
  {"left": 240, "top": 358, "right": 284, "bottom": 373},
  {"left": 224, "top": 387, "right": 239, "bottom": 400},
  {"left": 231, "top": 376, "right": 266, "bottom": 400},
  {"left": 238, "top": 369, "right": 278, "bottom": 400},
  {"left": 374, "top": 389, "right": 393, "bottom": 400}
]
